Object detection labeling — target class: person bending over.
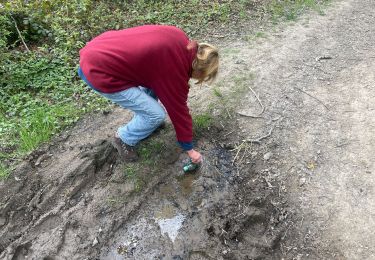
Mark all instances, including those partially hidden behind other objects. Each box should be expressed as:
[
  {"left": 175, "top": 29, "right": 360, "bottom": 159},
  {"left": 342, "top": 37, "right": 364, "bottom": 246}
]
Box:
[{"left": 78, "top": 25, "right": 219, "bottom": 164}]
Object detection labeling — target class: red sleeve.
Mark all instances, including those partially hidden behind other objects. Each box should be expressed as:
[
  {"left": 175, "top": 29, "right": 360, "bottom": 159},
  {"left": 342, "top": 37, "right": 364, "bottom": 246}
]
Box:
[{"left": 155, "top": 79, "right": 193, "bottom": 144}]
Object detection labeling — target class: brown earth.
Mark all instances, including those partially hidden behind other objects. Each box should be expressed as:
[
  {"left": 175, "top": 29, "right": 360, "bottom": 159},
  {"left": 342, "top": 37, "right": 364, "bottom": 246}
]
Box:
[{"left": 1, "top": 0, "right": 375, "bottom": 259}]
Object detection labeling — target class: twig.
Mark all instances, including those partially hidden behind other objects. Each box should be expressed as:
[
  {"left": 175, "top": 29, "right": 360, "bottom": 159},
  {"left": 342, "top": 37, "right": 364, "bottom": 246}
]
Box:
[
  {"left": 224, "top": 130, "right": 234, "bottom": 137},
  {"left": 282, "top": 223, "right": 292, "bottom": 240},
  {"left": 232, "top": 143, "right": 244, "bottom": 165},
  {"left": 315, "top": 56, "right": 332, "bottom": 62},
  {"left": 10, "top": 15, "right": 30, "bottom": 52},
  {"left": 242, "top": 124, "right": 275, "bottom": 144},
  {"left": 294, "top": 87, "right": 329, "bottom": 110},
  {"left": 237, "top": 86, "right": 265, "bottom": 118},
  {"left": 238, "top": 143, "right": 249, "bottom": 164},
  {"left": 225, "top": 108, "right": 232, "bottom": 119}
]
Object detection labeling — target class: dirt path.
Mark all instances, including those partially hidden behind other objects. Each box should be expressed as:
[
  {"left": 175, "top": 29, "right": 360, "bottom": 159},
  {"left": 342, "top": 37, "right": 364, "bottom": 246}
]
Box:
[
  {"left": 227, "top": 0, "right": 375, "bottom": 258},
  {"left": 1, "top": 0, "right": 374, "bottom": 259}
]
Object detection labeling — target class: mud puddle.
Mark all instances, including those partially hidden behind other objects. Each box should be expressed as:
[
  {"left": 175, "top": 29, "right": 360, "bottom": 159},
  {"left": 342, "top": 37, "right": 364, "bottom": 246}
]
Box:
[
  {"left": 100, "top": 147, "right": 282, "bottom": 259},
  {"left": 0, "top": 122, "right": 283, "bottom": 260}
]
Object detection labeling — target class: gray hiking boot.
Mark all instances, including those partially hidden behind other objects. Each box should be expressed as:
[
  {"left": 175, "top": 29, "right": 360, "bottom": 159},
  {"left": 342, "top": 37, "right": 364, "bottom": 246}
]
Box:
[{"left": 112, "top": 137, "right": 138, "bottom": 162}]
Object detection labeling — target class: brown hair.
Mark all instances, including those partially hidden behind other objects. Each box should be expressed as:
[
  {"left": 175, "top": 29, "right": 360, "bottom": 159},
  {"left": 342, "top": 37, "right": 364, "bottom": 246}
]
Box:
[{"left": 192, "top": 43, "right": 219, "bottom": 84}]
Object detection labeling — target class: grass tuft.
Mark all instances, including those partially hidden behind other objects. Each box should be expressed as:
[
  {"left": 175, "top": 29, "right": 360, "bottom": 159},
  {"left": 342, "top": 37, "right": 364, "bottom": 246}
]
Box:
[
  {"left": 0, "top": 163, "right": 10, "bottom": 180},
  {"left": 193, "top": 114, "right": 213, "bottom": 136}
]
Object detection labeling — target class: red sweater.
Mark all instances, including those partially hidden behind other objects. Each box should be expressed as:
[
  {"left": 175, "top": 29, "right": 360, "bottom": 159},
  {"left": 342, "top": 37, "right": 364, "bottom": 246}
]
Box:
[{"left": 79, "top": 25, "right": 197, "bottom": 145}]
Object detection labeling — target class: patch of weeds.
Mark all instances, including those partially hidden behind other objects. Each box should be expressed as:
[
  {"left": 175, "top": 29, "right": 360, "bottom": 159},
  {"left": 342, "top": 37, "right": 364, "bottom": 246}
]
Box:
[
  {"left": 245, "top": 31, "right": 267, "bottom": 43},
  {"left": 221, "top": 48, "right": 241, "bottom": 55},
  {"left": 138, "top": 139, "right": 165, "bottom": 164},
  {"left": 193, "top": 114, "right": 213, "bottom": 136},
  {"left": 123, "top": 165, "right": 139, "bottom": 180},
  {"left": 267, "top": 0, "right": 330, "bottom": 22},
  {"left": 0, "top": 164, "right": 10, "bottom": 180},
  {"left": 134, "top": 178, "right": 145, "bottom": 193},
  {"left": 213, "top": 88, "right": 223, "bottom": 98},
  {"left": 207, "top": 72, "right": 256, "bottom": 123},
  {"left": 255, "top": 31, "right": 266, "bottom": 38},
  {"left": 107, "top": 196, "right": 127, "bottom": 207},
  {"left": 122, "top": 164, "right": 144, "bottom": 194}
]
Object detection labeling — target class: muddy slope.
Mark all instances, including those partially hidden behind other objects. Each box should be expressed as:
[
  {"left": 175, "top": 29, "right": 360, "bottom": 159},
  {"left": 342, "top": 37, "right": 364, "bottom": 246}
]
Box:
[{"left": 0, "top": 106, "right": 283, "bottom": 259}]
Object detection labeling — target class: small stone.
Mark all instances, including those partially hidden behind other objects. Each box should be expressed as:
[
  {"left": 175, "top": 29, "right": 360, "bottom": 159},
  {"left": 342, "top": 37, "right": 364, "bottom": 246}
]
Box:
[
  {"left": 222, "top": 250, "right": 228, "bottom": 254},
  {"left": 299, "top": 177, "right": 306, "bottom": 186},
  {"left": 263, "top": 152, "right": 273, "bottom": 160},
  {"left": 0, "top": 217, "right": 6, "bottom": 226},
  {"left": 35, "top": 153, "right": 51, "bottom": 166},
  {"left": 92, "top": 237, "right": 99, "bottom": 247}
]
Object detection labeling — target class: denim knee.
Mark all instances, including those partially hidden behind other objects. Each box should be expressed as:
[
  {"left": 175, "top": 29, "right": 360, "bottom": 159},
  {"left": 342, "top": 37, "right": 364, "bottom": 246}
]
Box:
[{"left": 154, "top": 109, "right": 166, "bottom": 125}]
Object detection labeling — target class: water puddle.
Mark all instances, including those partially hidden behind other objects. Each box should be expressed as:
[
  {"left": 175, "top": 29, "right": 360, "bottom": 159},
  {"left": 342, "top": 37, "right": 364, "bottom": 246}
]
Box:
[
  {"left": 176, "top": 173, "right": 200, "bottom": 196},
  {"left": 156, "top": 213, "right": 185, "bottom": 242}
]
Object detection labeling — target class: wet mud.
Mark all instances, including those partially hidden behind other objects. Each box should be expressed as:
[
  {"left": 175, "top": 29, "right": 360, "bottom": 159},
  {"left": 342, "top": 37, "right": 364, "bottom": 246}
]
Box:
[{"left": 0, "top": 120, "right": 283, "bottom": 259}]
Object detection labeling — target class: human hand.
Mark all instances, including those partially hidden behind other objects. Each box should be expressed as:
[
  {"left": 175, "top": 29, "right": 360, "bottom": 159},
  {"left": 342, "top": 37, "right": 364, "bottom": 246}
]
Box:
[{"left": 187, "top": 149, "right": 202, "bottom": 164}]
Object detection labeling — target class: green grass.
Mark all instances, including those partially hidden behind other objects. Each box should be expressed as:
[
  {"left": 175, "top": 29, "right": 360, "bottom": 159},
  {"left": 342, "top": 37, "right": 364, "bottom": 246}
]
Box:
[
  {"left": 123, "top": 165, "right": 139, "bottom": 180},
  {"left": 255, "top": 31, "right": 266, "bottom": 38},
  {"left": 122, "top": 164, "right": 145, "bottom": 193},
  {"left": 138, "top": 139, "right": 165, "bottom": 163},
  {"left": 0, "top": 163, "right": 10, "bottom": 179},
  {"left": 193, "top": 114, "right": 213, "bottom": 136},
  {"left": 268, "top": 0, "right": 329, "bottom": 22},
  {"left": 213, "top": 88, "right": 223, "bottom": 98}
]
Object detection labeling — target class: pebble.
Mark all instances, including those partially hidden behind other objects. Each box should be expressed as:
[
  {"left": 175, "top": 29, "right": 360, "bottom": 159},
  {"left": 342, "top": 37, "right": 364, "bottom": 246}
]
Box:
[
  {"left": 92, "top": 237, "right": 99, "bottom": 247},
  {"left": 299, "top": 177, "right": 306, "bottom": 186},
  {"left": 0, "top": 217, "right": 6, "bottom": 226},
  {"left": 263, "top": 152, "right": 273, "bottom": 160}
]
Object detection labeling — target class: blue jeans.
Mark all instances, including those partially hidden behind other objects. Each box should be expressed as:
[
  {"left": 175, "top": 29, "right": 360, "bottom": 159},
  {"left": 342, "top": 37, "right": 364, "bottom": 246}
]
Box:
[{"left": 78, "top": 68, "right": 166, "bottom": 146}]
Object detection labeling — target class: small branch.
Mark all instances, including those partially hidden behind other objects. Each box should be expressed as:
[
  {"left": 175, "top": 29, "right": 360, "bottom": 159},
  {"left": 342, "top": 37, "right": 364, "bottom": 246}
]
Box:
[
  {"left": 315, "top": 56, "right": 332, "bottom": 62},
  {"left": 10, "top": 14, "right": 30, "bottom": 52},
  {"left": 242, "top": 124, "right": 275, "bottom": 144},
  {"left": 224, "top": 130, "right": 234, "bottom": 137},
  {"left": 237, "top": 86, "right": 265, "bottom": 118},
  {"left": 294, "top": 87, "right": 329, "bottom": 110},
  {"left": 232, "top": 143, "right": 244, "bottom": 165}
]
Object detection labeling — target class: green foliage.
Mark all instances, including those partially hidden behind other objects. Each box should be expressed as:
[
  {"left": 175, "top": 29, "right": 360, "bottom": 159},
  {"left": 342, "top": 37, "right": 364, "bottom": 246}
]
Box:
[
  {"left": 268, "top": 0, "right": 329, "bottom": 21},
  {"left": 213, "top": 88, "right": 223, "bottom": 98},
  {"left": 138, "top": 139, "right": 165, "bottom": 164},
  {"left": 193, "top": 114, "right": 213, "bottom": 136},
  {"left": 122, "top": 165, "right": 144, "bottom": 193},
  {"left": 123, "top": 165, "right": 139, "bottom": 180},
  {"left": 0, "top": 163, "right": 10, "bottom": 179}
]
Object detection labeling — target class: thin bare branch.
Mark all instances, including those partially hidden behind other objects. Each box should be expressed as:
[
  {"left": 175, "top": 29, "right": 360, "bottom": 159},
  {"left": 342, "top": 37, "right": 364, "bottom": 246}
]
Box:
[
  {"left": 10, "top": 15, "right": 30, "bottom": 52},
  {"left": 294, "top": 87, "right": 329, "bottom": 110},
  {"left": 242, "top": 124, "right": 275, "bottom": 144},
  {"left": 237, "top": 86, "right": 265, "bottom": 118}
]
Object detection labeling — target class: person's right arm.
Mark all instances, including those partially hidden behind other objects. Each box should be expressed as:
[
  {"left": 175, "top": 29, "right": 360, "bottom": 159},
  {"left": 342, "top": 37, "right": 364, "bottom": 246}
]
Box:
[{"left": 156, "top": 79, "right": 202, "bottom": 164}]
